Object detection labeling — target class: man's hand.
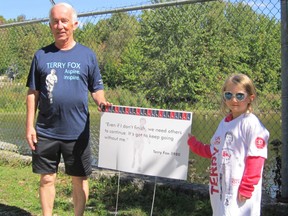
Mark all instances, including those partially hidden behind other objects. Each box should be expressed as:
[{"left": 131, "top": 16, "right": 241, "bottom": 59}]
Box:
[
  {"left": 98, "top": 101, "right": 112, "bottom": 112},
  {"left": 26, "top": 126, "right": 37, "bottom": 151}
]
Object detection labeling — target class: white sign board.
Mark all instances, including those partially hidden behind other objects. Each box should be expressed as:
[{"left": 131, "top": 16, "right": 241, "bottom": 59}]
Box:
[{"left": 98, "top": 105, "right": 192, "bottom": 180}]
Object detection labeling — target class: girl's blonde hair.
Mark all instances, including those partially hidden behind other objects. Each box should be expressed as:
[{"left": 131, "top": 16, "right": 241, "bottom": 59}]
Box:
[{"left": 221, "top": 74, "right": 257, "bottom": 115}]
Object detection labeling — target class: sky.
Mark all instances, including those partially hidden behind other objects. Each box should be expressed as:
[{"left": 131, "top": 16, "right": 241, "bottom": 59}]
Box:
[
  {"left": 0, "top": 0, "right": 151, "bottom": 20},
  {"left": 0, "top": 0, "right": 281, "bottom": 21}
]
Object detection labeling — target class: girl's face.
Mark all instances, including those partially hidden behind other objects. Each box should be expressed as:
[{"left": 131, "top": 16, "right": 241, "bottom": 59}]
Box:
[{"left": 224, "top": 82, "right": 255, "bottom": 119}]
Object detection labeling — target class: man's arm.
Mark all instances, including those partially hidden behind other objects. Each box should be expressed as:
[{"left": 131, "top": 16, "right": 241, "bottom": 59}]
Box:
[
  {"left": 91, "top": 90, "right": 111, "bottom": 111},
  {"left": 26, "top": 89, "right": 39, "bottom": 150}
]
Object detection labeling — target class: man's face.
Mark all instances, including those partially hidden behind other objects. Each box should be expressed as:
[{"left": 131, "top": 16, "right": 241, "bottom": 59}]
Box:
[{"left": 49, "top": 5, "right": 78, "bottom": 44}]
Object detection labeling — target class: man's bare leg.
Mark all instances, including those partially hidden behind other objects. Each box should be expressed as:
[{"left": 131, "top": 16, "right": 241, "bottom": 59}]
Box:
[
  {"left": 39, "top": 173, "right": 57, "bottom": 216},
  {"left": 72, "top": 176, "right": 89, "bottom": 216}
]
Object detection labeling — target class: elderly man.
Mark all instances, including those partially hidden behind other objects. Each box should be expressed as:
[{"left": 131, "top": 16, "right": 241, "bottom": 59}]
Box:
[{"left": 26, "top": 3, "right": 110, "bottom": 216}]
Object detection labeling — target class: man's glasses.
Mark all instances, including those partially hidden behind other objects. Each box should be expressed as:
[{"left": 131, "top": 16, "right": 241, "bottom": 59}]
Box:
[{"left": 223, "top": 91, "right": 247, "bottom": 102}]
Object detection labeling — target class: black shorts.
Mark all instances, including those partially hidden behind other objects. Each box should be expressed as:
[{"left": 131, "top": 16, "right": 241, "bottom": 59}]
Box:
[{"left": 32, "top": 135, "right": 92, "bottom": 176}]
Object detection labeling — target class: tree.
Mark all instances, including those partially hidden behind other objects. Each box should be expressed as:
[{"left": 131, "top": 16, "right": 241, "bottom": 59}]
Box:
[
  {"left": 80, "top": 12, "right": 141, "bottom": 88},
  {"left": 136, "top": 1, "right": 280, "bottom": 108},
  {"left": 139, "top": 3, "right": 226, "bottom": 108},
  {"left": 4, "top": 23, "right": 52, "bottom": 80}
]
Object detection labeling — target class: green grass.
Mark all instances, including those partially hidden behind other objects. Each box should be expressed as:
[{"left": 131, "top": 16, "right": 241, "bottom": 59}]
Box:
[
  {"left": 0, "top": 163, "right": 41, "bottom": 214},
  {"left": 0, "top": 155, "right": 212, "bottom": 216}
]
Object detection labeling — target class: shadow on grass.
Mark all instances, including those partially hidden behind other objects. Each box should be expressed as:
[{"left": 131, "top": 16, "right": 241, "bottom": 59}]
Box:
[{"left": 0, "top": 203, "right": 33, "bottom": 216}]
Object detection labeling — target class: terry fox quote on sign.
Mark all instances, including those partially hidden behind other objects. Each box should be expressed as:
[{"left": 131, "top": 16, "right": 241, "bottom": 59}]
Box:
[{"left": 98, "top": 105, "right": 193, "bottom": 180}]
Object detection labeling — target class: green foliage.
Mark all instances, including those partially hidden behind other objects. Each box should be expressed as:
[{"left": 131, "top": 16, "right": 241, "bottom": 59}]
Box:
[
  {"left": 137, "top": 2, "right": 280, "bottom": 108},
  {"left": 0, "top": 163, "right": 212, "bottom": 216},
  {"left": 118, "top": 38, "right": 145, "bottom": 92},
  {"left": 105, "top": 87, "right": 152, "bottom": 108},
  {"left": 0, "top": 1, "right": 281, "bottom": 111},
  {"left": 88, "top": 175, "right": 212, "bottom": 216},
  {"left": 257, "top": 92, "right": 281, "bottom": 112},
  {"left": 0, "top": 83, "right": 26, "bottom": 112},
  {"left": 0, "top": 76, "right": 280, "bottom": 115},
  {"left": 0, "top": 163, "right": 42, "bottom": 214},
  {"left": 0, "top": 22, "right": 52, "bottom": 80}
]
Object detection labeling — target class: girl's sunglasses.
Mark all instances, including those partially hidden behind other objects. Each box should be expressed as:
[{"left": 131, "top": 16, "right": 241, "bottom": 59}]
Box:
[{"left": 223, "top": 91, "right": 247, "bottom": 102}]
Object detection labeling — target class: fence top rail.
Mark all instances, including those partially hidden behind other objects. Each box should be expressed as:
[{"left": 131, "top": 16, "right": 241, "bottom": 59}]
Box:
[{"left": 0, "top": 0, "right": 215, "bottom": 28}]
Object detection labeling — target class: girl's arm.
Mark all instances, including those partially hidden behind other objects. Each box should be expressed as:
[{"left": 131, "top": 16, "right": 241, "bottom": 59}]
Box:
[
  {"left": 187, "top": 135, "right": 212, "bottom": 158},
  {"left": 238, "top": 156, "right": 266, "bottom": 200}
]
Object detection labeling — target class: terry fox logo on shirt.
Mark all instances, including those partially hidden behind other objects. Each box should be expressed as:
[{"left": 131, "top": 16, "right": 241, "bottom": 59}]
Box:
[
  {"left": 213, "top": 136, "right": 221, "bottom": 145},
  {"left": 255, "top": 137, "right": 266, "bottom": 149}
]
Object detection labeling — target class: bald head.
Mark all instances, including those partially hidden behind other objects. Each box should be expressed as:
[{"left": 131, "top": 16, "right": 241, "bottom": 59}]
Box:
[
  {"left": 49, "top": 2, "right": 78, "bottom": 24},
  {"left": 49, "top": 2, "right": 79, "bottom": 49}
]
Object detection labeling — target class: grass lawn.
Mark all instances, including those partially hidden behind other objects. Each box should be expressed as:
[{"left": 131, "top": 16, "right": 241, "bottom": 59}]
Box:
[{"left": 0, "top": 153, "right": 212, "bottom": 216}]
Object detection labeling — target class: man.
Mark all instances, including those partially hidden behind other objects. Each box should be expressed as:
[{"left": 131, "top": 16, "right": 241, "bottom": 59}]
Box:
[{"left": 25, "top": 3, "right": 110, "bottom": 216}]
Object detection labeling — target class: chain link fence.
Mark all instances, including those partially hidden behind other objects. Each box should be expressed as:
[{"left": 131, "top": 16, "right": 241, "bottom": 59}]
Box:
[{"left": 0, "top": 0, "right": 282, "bottom": 198}]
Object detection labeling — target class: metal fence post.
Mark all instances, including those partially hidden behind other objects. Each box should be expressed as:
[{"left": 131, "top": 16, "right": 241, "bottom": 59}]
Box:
[{"left": 281, "top": 0, "right": 288, "bottom": 202}]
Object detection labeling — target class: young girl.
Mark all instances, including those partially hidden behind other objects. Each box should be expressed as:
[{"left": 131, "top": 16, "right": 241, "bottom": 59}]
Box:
[{"left": 188, "top": 74, "right": 269, "bottom": 216}]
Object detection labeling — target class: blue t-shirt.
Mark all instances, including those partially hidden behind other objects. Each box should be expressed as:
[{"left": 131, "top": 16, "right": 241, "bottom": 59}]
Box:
[{"left": 26, "top": 43, "right": 104, "bottom": 140}]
